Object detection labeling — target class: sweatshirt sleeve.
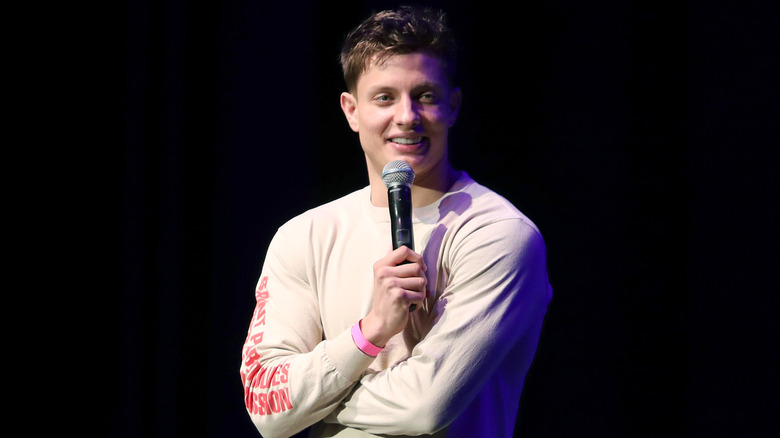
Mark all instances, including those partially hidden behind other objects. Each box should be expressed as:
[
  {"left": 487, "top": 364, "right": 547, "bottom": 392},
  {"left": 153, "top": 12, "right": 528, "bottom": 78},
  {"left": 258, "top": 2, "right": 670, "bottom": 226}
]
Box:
[
  {"left": 328, "top": 218, "right": 553, "bottom": 435},
  {"left": 240, "top": 223, "right": 376, "bottom": 438}
]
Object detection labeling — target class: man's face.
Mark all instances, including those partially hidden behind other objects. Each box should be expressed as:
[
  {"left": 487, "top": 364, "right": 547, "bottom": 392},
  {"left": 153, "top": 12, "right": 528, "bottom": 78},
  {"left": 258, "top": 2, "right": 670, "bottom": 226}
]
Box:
[{"left": 341, "top": 52, "right": 461, "bottom": 187}]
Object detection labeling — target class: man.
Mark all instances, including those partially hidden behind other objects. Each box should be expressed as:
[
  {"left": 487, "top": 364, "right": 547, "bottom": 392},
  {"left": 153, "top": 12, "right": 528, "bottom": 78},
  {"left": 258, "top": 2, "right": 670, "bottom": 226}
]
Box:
[{"left": 241, "top": 6, "right": 552, "bottom": 437}]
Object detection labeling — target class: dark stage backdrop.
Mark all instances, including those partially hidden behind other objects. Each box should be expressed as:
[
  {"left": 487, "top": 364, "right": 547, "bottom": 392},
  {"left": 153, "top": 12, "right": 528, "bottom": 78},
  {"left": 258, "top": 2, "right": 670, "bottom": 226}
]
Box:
[{"left": 104, "top": 0, "right": 778, "bottom": 437}]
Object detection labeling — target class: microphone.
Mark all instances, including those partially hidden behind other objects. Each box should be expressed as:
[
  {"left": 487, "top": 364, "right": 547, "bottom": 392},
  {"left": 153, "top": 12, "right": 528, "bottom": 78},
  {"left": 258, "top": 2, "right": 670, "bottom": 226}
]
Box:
[
  {"left": 382, "top": 160, "right": 415, "bottom": 251},
  {"left": 382, "top": 160, "right": 417, "bottom": 312}
]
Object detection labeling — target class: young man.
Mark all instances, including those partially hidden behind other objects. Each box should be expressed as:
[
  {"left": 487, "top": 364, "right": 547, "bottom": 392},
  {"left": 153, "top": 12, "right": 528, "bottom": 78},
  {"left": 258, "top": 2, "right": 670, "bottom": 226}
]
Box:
[{"left": 241, "top": 6, "right": 552, "bottom": 437}]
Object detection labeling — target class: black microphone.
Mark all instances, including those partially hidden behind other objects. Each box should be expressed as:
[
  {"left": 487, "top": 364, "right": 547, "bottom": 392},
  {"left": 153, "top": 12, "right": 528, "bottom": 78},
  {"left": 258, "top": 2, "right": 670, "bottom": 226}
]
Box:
[
  {"left": 382, "top": 160, "right": 415, "bottom": 251},
  {"left": 382, "top": 161, "right": 418, "bottom": 312}
]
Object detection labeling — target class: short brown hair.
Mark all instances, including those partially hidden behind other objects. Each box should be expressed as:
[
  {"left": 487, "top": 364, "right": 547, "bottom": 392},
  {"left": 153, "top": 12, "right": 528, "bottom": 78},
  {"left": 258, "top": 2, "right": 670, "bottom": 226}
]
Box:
[{"left": 340, "top": 6, "right": 458, "bottom": 93}]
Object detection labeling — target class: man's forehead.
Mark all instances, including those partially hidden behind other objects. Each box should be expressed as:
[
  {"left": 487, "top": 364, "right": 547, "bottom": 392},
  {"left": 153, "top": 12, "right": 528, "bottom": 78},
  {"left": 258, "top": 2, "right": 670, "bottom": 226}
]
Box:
[
  {"left": 356, "top": 52, "right": 451, "bottom": 91},
  {"left": 365, "top": 51, "right": 443, "bottom": 70}
]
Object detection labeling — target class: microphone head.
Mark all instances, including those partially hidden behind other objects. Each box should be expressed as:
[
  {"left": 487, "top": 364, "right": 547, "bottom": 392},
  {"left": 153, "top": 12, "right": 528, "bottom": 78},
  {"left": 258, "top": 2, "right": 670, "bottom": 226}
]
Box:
[{"left": 382, "top": 160, "right": 415, "bottom": 188}]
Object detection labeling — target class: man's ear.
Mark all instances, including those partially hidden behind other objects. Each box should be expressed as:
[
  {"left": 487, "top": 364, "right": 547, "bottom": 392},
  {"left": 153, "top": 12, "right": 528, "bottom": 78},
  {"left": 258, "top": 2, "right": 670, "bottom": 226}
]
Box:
[
  {"left": 340, "top": 92, "right": 360, "bottom": 132},
  {"left": 448, "top": 87, "right": 462, "bottom": 127}
]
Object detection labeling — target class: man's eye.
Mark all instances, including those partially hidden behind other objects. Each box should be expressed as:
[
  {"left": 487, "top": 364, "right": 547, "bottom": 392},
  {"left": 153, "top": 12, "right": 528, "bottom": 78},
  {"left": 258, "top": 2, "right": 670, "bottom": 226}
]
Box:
[
  {"left": 375, "top": 95, "right": 392, "bottom": 103},
  {"left": 419, "top": 93, "right": 437, "bottom": 103}
]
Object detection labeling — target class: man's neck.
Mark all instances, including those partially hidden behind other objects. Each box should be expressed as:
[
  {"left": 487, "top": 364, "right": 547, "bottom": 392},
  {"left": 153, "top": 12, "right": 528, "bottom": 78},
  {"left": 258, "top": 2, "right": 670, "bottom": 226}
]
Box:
[{"left": 369, "top": 166, "right": 459, "bottom": 208}]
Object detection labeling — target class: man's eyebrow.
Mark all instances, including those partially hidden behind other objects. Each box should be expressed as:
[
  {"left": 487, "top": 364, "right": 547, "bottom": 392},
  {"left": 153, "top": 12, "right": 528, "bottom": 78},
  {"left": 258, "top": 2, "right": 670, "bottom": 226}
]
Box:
[
  {"left": 414, "top": 81, "right": 443, "bottom": 90},
  {"left": 365, "top": 82, "right": 443, "bottom": 95},
  {"left": 365, "top": 85, "right": 396, "bottom": 95}
]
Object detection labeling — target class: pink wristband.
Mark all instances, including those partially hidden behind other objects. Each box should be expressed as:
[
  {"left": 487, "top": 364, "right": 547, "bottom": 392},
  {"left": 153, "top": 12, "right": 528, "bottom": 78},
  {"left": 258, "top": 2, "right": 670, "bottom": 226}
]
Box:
[{"left": 351, "top": 320, "right": 383, "bottom": 357}]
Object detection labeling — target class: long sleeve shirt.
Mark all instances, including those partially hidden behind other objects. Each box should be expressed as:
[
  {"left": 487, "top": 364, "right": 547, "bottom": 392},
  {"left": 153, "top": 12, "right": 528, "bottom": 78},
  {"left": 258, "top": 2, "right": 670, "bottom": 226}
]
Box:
[{"left": 240, "top": 173, "right": 552, "bottom": 437}]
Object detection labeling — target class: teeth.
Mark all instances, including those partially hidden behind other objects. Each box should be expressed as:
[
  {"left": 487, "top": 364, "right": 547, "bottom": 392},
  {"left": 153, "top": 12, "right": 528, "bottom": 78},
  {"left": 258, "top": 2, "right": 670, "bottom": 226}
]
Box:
[{"left": 392, "top": 137, "right": 423, "bottom": 145}]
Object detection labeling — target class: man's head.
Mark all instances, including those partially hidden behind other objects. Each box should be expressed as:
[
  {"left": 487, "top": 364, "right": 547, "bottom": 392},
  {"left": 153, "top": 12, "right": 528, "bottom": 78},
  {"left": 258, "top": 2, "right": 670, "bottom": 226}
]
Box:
[
  {"left": 339, "top": 6, "right": 462, "bottom": 203},
  {"left": 340, "top": 6, "right": 458, "bottom": 94}
]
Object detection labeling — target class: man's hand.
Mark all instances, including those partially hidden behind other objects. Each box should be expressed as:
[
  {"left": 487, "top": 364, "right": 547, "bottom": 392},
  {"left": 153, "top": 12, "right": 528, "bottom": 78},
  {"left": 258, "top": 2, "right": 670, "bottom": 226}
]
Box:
[{"left": 361, "top": 246, "right": 427, "bottom": 347}]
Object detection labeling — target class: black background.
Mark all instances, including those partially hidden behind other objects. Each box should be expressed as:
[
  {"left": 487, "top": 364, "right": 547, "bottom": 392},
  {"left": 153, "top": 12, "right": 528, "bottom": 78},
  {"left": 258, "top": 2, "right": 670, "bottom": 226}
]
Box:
[{"left": 63, "top": 0, "right": 779, "bottom": 436}]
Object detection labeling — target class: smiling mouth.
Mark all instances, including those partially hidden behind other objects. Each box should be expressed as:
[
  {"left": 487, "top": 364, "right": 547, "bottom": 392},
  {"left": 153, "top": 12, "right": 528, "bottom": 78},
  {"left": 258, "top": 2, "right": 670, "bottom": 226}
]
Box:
[{"left": 390, "top": 137, "right": 424, "bottom": 145}]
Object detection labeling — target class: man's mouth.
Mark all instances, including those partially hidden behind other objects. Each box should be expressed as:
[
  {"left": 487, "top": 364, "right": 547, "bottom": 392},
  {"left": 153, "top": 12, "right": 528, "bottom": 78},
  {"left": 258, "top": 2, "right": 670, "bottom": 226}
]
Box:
[{"left": 390, "top": 137, "right": 424, "bottom": 145}]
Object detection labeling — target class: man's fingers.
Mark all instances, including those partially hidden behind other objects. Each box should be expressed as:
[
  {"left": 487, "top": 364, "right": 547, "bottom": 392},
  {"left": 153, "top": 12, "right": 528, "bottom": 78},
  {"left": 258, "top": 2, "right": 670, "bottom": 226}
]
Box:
[
  {"left": 384, "top": 246, "right": 427, "bottom": 271},
  {"left": 376, "top": 267, "right": 427, "bottom": 292}
]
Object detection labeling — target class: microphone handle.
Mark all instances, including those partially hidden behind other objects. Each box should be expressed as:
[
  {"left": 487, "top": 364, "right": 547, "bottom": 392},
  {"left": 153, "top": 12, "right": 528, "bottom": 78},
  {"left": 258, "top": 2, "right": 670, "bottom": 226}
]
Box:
[
  {"left": 388, "top": 184, "right": 414, "bottom": 251},
  {"left": 387, "top": 184, "right": 417, "bottom": 311}
]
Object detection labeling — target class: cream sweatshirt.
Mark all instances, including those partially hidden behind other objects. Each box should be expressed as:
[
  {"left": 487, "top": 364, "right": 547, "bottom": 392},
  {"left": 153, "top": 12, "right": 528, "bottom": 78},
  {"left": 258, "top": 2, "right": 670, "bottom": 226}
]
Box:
[{"left": 241, "top": 173, "right": 552, "bottom": 437}]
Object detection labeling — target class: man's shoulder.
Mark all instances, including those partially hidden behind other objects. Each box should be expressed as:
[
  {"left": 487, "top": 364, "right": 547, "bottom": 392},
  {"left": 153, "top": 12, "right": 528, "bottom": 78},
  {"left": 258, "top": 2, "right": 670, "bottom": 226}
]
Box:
[
  {"left": 454, "top": 175, "right": 542, "bottom": 236},
  {"left": 280, "top": 186, "right": 370, "bottom": 230}
]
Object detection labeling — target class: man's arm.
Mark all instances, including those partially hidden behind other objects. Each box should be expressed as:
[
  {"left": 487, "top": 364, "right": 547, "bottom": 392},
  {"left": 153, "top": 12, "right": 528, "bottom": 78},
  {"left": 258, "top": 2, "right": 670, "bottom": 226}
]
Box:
[
  {"left": 328, "top": 219, "right": 552, "bottom": 435},
  {"left": 240, "top": 225, "right": 376, "bottom": 438}
]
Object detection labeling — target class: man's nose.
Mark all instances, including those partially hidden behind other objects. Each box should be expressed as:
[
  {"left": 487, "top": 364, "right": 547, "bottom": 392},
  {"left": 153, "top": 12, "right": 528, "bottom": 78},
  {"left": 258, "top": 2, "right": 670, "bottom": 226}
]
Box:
[{"left": 394, "top": 96, "right": 420, "bottom": 127}]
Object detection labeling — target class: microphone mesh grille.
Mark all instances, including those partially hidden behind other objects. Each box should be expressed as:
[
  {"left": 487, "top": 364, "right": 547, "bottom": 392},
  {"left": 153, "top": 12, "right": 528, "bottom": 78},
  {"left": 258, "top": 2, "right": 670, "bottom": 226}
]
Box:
[{"left": 381, "top": 160, "right": 415, "bottom": 187}]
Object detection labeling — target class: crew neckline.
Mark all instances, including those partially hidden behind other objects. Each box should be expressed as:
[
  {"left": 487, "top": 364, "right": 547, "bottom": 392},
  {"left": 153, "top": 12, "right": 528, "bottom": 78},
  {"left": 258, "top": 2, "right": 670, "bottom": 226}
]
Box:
[{"left": 366, "top": 171, "right": 472, "bottom": 224}]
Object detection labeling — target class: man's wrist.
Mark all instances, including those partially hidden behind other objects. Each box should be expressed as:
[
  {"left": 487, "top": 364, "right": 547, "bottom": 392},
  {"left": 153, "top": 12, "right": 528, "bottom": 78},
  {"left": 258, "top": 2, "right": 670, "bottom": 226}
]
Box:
[{"left": 351, "top": 320, "right": 384, "bottom": 357}]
